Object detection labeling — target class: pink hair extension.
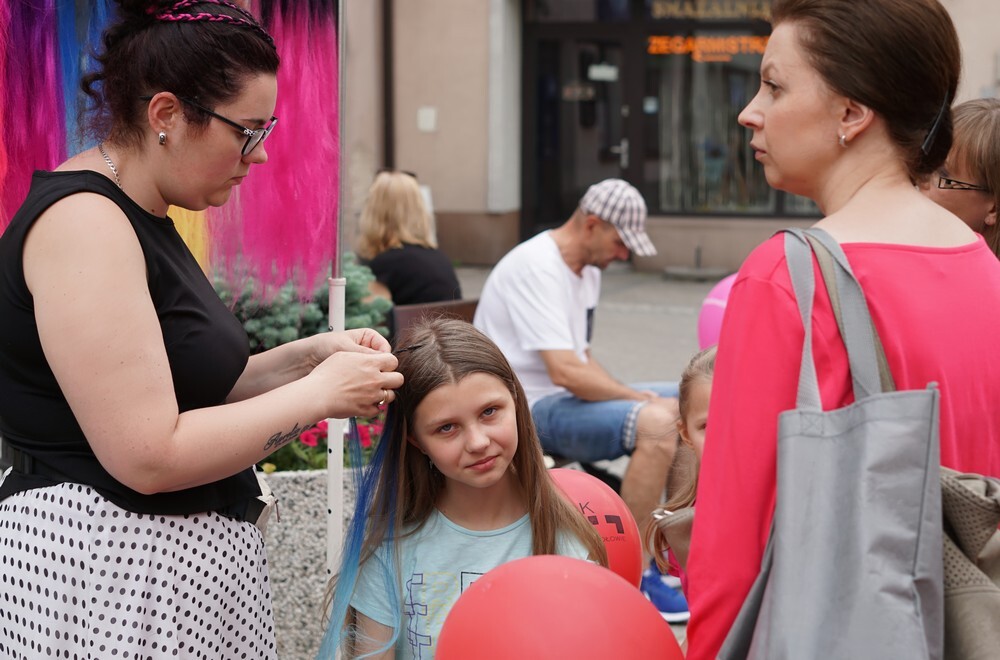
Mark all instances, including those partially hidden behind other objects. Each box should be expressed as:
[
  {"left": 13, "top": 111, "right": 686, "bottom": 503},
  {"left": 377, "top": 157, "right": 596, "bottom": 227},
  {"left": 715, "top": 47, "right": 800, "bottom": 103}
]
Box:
[
  {"left": 1, "top": 0, "right": 66, "bottom": 230},
  {"left": 0, "top": 0, "right": 10, "bottom": 225},
  {"left": 211, "top": 0, "right": 338, "bottom": 299}
]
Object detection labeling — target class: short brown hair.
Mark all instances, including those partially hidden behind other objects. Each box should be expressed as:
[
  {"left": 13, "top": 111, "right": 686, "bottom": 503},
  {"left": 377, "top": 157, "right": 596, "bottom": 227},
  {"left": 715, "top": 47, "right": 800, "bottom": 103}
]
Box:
[
  {"left": 952, "top": 99, "right": 1000, "bottom": 257},
  {"left": 772, "top": 0, "right": 961, "bottom": 181}
]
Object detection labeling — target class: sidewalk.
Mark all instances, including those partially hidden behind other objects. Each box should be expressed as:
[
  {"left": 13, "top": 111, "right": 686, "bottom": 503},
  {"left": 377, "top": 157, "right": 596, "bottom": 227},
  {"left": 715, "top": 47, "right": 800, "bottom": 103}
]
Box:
[{"left": 457, "top": 261, "right": 725, "bottom": 646}]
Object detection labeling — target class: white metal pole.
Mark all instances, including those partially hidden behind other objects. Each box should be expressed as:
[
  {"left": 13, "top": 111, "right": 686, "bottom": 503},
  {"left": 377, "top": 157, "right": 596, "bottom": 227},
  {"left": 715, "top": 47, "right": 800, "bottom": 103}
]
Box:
[
  {"left": 327, "top": 0, "right": 349, "bottom": 580},
  {"left": 326, "top": 278, "right": 347, "bottom": 577}
]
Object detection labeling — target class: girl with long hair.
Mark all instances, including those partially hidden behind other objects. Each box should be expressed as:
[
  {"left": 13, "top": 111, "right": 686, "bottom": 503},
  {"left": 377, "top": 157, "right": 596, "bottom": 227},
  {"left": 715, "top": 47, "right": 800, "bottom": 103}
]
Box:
[{"left": 321, "top": 319, "right": 608, "bottom": 658}]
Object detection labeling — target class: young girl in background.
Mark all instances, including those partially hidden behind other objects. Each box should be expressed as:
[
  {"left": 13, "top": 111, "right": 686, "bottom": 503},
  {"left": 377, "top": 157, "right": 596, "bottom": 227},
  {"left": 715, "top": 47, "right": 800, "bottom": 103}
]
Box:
[
  {"left": 321, "top": 318, "right": 608, "bottom": 659},
  {"left": 645, "top": 345, "right": 717, "bottom": 597}
]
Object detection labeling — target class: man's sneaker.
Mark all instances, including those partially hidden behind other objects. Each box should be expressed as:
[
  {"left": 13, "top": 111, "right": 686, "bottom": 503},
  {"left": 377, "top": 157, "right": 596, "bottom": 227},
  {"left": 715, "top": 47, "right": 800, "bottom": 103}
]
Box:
[{"left": 640, "top": 563, "right": 690, "bottom": 624}]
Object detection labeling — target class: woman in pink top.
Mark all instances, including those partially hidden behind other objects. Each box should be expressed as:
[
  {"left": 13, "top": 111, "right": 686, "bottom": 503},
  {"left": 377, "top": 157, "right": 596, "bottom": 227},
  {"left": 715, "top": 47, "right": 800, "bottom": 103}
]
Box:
[{"left": 685, "top": 1, "right": 1000, "bottom": 658}]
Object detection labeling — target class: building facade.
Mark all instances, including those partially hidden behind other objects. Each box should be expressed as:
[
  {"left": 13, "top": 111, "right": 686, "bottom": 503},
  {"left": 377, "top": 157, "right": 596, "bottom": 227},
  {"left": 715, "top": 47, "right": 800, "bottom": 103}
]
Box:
[{"left": 342, "top": 0, "right": 1000, "bottom": 272}]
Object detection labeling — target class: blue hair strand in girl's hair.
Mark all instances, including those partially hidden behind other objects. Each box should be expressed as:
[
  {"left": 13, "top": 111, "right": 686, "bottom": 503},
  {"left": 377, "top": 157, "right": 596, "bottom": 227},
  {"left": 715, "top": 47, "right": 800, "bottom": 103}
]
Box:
[{"left": 318, "top": 411, "right": 402, "bottom": 658}]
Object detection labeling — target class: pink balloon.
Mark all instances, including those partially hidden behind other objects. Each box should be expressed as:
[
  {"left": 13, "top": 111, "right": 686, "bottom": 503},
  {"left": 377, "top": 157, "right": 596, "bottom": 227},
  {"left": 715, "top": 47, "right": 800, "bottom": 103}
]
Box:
[
  {"left": 437, "top": 555, "right": 684, "bottom": 660},
  {"left": 697, "top": 273, "right": 737, "bottom": 349}
]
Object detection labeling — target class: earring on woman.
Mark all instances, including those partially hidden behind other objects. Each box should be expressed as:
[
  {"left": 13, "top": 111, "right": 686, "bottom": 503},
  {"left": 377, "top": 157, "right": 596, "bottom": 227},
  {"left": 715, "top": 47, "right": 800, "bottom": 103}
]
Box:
[
  {"left": 839, "top": 134, "right": 848, "bottom": 148},
  {"left": 158, "top": 132, "right": 167, "bottom": 146}
]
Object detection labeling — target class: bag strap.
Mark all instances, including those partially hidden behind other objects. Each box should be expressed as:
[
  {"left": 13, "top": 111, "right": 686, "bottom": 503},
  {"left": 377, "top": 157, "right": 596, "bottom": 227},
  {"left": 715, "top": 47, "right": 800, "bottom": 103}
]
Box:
[
  {"left": 783, "top": 230, "right": 823, "bottom": 410},
  {"left": 783, "top": 228, "right": 893, "bottom": 405},
  {"left": 801, "top": 229, "right": 895, "bottom": 395}
]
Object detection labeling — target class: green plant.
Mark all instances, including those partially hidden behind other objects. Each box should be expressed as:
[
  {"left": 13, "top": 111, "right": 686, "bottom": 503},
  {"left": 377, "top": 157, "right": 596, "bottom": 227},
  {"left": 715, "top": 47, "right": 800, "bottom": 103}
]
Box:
[
  {"left": 214, "top": 253, "right": 393, "bottom": 353},
  {"left": 214, "top": 254, "right": 393, "bottom": 470}
]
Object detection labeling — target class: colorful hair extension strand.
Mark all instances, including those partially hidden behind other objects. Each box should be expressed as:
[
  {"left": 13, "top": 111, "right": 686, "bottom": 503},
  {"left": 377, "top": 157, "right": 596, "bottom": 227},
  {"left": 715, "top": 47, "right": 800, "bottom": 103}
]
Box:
[
  {"left": 213, "top": 0, "right": 339, "bottom": 299},
  {"left": 0, "top": 0, "right": 11, "bottom": 219},
  {"left": 2, "top": 0, "right": 67, "bottom": 229},
  {"left": 170, "top": 206, "right": 211, "bottom": 271},
  {"left": 319, "top": 413, "right": 402, "bottom": 659}
]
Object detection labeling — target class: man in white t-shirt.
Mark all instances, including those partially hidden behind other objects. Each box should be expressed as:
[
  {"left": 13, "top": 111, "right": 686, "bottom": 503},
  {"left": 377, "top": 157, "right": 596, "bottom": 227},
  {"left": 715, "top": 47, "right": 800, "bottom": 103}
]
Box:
[{"left": 474, "top": 179, "right": 680, "bottom": 533}]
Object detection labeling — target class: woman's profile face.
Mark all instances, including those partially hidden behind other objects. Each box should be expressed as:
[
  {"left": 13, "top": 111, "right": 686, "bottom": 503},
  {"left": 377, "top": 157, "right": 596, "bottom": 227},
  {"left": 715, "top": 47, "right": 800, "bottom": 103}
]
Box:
[
  {"left": 920, "top": 155, "right": 995, "bottom": 232},
  {"left": 737, "top": 22, "right": 842, "bottom": 200},
  {"left": 165, "top": 73, "right": 278, "bottom": 211}
]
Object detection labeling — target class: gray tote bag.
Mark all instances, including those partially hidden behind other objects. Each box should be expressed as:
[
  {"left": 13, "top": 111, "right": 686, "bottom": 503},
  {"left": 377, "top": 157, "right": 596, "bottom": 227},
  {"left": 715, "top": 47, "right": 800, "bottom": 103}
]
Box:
[{"left": 718, "top": 228, "right": 944, "bottom": 660}]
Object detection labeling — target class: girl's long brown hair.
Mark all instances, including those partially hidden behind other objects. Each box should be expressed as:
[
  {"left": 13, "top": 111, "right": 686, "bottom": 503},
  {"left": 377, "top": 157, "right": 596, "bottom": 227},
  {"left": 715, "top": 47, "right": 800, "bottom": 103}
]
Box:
[
  {"left": 326, "top": 319, "right": 607, "bottom": 651},
  {"left": 379, "top": 318, "right": 606, "bottom": 561}
]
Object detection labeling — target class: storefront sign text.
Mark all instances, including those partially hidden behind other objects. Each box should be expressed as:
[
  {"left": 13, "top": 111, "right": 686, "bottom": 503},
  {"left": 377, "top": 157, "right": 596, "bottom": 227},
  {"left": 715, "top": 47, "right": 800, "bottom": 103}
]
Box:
[
  {"left": 648, "top": 35, "right": 768, "bottom": 62},
  {"left": 650, "top": 0, "right": 771, "bottom": 21}
]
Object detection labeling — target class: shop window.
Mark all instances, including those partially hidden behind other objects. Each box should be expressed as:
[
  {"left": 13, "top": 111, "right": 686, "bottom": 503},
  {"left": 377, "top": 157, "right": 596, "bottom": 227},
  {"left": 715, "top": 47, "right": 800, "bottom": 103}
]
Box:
[
  {"left": 526, "top": 0, "right": 631, "bottom": 23},
  {"left": 642, "top": 30, "right": 818, "bottom": 216}
]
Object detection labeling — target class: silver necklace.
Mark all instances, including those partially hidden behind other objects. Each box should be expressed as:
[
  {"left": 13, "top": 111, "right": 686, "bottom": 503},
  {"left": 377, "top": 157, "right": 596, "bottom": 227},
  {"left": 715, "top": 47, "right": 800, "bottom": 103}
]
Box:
[{"left": 97, "top": 143, "right": 122, "bottom": 189}]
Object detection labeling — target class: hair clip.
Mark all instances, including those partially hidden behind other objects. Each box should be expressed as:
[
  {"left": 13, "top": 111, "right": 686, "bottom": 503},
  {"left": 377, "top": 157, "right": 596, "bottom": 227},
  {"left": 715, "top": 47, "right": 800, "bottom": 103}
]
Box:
[
  {"left": 651, "top": 507, "right": 675, "bottom": 521},
  {"left": 394, "top": 343, "right": 424, "bottom": 355}
]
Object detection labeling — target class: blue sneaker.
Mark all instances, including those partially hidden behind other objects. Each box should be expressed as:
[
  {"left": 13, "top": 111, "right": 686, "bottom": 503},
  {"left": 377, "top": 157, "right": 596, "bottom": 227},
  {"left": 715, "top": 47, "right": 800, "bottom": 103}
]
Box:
[{"left": 640, "top": 562, "right": 690, "bottom": 624}]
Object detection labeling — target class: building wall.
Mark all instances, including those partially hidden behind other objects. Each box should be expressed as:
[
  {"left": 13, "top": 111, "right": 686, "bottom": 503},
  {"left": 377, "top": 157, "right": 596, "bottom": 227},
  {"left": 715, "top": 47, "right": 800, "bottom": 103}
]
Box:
[
  {"left": 944, "top": 0, "right": 1000, "bottom": 101},
  {"left": 393, "top": 0, "right": 490, "bottom": 210},
  {"left": 341, "top": 0, "right": 384, "bottom": 253},
  {"left": 351, "top": 0, "right": 1000, "bottom": 270}
]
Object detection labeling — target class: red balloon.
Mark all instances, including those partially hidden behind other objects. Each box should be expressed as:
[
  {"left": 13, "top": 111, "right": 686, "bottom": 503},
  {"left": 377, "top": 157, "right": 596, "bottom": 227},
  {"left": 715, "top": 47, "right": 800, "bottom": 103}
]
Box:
[
  {"left": 436, "top": 555, "right": 683, "bottom": 660},
  {"left": 549, "top": 467, "right": 643, "bottom": 587}
]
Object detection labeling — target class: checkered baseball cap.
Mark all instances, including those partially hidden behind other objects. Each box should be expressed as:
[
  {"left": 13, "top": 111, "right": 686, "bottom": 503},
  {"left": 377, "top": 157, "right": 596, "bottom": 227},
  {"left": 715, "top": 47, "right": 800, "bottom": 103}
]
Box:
[{"left": 579, "top": 179, "right": 656, "bottom": 257}]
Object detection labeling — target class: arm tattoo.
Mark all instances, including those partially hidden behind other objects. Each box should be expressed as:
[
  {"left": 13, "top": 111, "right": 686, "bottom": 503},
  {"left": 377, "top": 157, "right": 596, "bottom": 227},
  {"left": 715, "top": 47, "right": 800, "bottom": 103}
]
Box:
[{"left": 263, "top": 422, "right": 306, "bottom": 452}]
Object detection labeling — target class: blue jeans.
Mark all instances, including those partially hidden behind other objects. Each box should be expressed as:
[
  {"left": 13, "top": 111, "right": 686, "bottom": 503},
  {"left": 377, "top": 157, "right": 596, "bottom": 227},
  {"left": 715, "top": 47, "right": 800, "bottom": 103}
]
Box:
[{"left": 531, "top": 382, "right": 679, "bottom": 463}]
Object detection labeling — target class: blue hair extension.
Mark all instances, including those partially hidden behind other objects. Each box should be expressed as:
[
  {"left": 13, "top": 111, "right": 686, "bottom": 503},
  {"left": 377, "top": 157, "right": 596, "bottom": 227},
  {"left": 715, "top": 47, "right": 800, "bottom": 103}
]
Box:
[
  {"left": 77, "top": 0, "right": 113, "bottom": 151},
  {"left": 318, "top": 411, "right": 403, "bottom": 658},
  {"left": 56, "top": 0, "right": 82, "bottom": 152}
]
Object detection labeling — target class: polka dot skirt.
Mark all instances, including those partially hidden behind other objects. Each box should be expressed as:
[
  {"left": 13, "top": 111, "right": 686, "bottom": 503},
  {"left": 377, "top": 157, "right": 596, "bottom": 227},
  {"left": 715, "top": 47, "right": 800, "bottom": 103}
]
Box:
[{"left": 0, "top": 482, "right": 276, "bottom": 659}]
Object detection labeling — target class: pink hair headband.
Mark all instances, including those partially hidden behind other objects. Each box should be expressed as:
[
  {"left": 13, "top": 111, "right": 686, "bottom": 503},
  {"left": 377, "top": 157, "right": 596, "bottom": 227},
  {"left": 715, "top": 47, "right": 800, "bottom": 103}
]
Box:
[{"left": 148, "top": 0, "right": 275, "bottom": 50}]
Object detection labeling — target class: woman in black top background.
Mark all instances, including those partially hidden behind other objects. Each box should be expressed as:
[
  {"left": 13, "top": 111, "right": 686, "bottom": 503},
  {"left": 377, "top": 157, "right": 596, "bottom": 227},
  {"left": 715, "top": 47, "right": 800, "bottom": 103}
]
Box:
[
  {"left": 0, "top": 1, "right": 401, "bottom": 657},
  {"left": 356, "top": 169, "right": 462, "bottom": 307}
]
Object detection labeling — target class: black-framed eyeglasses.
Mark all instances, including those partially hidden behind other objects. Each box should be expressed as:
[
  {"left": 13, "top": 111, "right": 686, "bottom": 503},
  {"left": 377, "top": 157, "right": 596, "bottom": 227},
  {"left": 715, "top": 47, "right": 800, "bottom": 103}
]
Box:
[
  {"left": 140, "top": 95, "right": 278, "bottom": 157},
  {"left": 938, "top": 174, "right": 989, "bottom": 192}
]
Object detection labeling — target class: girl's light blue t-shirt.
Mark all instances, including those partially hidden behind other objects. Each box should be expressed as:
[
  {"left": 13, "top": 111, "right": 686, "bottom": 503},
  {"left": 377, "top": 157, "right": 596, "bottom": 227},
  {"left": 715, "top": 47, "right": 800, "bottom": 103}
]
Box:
[{"left": 351, "top": 509, "right": 591, "bottom": 659}]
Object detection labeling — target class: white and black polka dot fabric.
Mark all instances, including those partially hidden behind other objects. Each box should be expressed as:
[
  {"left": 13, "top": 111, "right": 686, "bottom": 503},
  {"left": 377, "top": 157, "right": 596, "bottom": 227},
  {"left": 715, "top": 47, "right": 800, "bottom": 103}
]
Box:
[{"left": 0, "top": 482, "right": 276, "bottom": 659}]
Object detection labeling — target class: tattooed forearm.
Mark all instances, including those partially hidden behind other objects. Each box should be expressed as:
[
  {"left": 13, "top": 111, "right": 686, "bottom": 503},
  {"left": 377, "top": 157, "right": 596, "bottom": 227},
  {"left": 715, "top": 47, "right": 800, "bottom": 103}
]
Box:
[{"left": 263, "top": 422, "right": 306, "bottom": 452}]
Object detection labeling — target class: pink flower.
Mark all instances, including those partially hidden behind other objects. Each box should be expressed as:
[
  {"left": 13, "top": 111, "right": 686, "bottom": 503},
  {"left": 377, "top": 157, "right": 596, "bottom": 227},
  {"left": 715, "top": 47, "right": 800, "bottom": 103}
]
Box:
[
  {"left": 315, "top": 420, "right": 329, "bottom": 435},
  {"left": 357, "top": 424, "right": 373, "bottom": 449},
  {"left": 299, "top": 430, "right": 319, "bottom": 447}
]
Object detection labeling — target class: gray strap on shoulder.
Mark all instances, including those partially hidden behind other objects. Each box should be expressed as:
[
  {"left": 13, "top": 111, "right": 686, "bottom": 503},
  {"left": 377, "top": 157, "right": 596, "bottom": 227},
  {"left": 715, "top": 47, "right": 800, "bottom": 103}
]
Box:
[
  {"left": 802, "top": 228, "right": 894, "bottom": 396},
  {"left": 783, "top": 230, "right": 822, "bottom": 410}
]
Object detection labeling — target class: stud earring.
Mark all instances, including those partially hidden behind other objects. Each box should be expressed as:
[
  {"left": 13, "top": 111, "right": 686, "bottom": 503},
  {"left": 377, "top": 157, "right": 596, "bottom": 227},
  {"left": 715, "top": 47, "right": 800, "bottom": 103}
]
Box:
[
  {"left": 839, "top": 134, "right": 848, "bottom": 148},
  {"left": 158, "top": 132, "right": 167, "bottom": 146}
]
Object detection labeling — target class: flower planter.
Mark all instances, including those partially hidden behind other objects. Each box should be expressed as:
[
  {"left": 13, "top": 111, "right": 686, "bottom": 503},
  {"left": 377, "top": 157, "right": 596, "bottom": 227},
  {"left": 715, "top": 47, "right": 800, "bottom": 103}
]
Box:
[{"left": 262, "top": 468, "right": 360, "bottom": 660}]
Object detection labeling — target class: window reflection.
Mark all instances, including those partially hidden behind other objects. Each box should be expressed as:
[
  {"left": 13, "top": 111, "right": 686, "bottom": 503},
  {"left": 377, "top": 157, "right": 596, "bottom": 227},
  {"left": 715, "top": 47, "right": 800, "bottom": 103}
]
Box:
[
  {"left": 527, "top": 0, "right": 631, "bottom": 23},
  {"left": 642, "top": 30, "right": 819, "bottom": 216}
]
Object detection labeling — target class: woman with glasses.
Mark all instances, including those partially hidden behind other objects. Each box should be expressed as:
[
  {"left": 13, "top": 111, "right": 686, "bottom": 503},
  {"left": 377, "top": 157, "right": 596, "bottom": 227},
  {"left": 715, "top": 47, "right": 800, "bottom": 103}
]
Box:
[
  {"left": 684, "top": 1, "right": 1000, "bottom": 657},
  {"left": 921, "top": 98, "right": 1000, "bottom": 257},
  {"left": 356, "top": 170, "right": 462, "bottom": 333},
  {"left": 0, "top": 1, "right": 401, "bottom": 657}
]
